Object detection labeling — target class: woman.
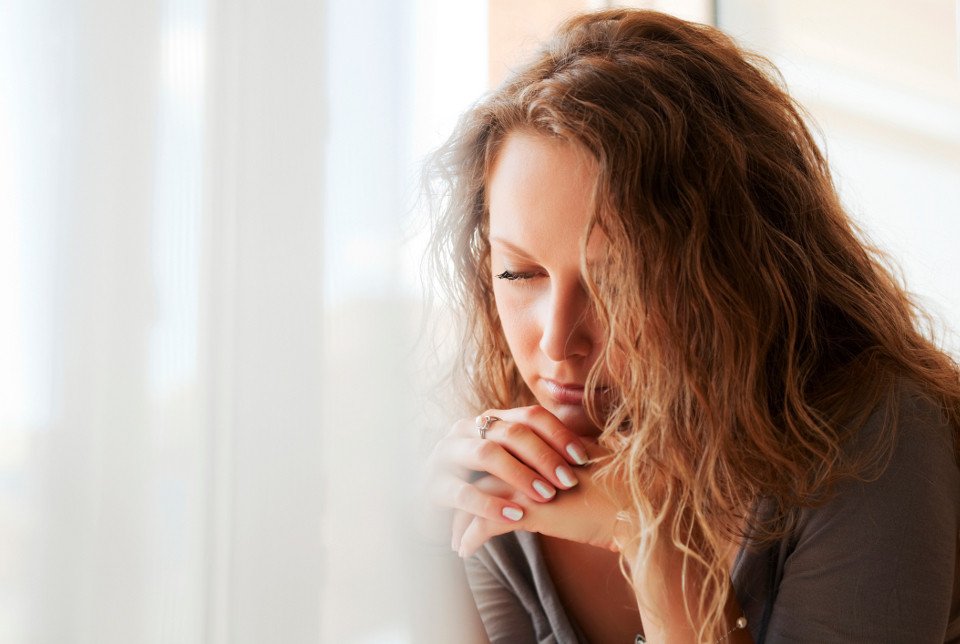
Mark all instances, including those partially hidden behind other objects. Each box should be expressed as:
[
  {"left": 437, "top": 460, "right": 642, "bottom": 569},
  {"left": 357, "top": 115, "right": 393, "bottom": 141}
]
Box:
[{"left": 423, "top": 9, "right": 960, "bottom": 643}]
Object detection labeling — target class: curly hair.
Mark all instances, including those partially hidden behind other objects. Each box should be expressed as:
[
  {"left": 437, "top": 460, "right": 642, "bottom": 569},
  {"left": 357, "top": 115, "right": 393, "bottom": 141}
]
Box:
[{"left": 425, "top": 9, "right": 960, "bottom": 641}]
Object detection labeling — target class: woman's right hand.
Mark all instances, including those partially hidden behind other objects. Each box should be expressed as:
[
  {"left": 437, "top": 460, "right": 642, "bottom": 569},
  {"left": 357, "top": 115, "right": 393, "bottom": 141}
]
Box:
[{"left": 422, "top": 404, "right": 591, "bottom": 549}]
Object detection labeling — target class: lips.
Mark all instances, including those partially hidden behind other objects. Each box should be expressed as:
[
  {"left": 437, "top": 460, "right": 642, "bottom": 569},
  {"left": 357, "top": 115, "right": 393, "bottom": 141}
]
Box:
[{"left": 542, "top": 379, "right": 587, "bottom": 405}]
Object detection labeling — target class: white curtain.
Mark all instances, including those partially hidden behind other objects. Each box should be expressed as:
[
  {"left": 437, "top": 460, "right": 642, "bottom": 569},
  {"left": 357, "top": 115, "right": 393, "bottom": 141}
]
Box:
[
  {"left": 1, "top": 0, "right": 489, "bottom": 640},
  {"left": 1, "top": 0, "right": 329, "bottom": 640}
]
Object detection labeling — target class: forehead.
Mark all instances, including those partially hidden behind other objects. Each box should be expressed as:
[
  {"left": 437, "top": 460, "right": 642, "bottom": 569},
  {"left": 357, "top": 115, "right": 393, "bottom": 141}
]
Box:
[{"left": 486, "top": 131, "right": 604, "bottom": 261}]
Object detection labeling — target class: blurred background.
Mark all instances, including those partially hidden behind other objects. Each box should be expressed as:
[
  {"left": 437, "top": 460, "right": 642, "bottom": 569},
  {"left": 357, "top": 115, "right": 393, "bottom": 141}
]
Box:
[{"left": 0, "top": 0, "right": 957, "bottom": 642}]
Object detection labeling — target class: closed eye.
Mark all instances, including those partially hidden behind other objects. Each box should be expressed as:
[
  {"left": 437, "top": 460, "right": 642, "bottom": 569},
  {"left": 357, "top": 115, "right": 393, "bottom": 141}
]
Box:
[{"left": 495, "top": 270, "right": 539, "bottom": 281}]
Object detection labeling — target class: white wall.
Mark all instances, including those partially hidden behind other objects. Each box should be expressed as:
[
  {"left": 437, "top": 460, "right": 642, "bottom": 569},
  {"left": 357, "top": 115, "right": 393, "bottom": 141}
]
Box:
[{"left": 719, "top": 0, "right": 960, "bottom": 355}]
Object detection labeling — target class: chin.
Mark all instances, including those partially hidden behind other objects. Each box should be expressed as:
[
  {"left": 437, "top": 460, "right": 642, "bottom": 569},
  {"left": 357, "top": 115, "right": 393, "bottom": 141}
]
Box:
[{"left": 547, "top": 403, "right": 603, "bottom": 437}]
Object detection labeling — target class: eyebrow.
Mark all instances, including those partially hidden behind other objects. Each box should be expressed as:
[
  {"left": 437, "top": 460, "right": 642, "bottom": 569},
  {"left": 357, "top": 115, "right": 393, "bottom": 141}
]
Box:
[
  {"left": 489, "top": 235, "right": 605, "bottom": 268},
  {"left": 489, "top": 236, "right": 535, "bottom": 259}
]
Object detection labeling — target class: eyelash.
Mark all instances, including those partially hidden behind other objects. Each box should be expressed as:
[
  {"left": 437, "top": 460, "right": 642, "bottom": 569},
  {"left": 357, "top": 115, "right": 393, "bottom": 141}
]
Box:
[{"left": 495, "top": 270, "right": 539, "bottom": 281}]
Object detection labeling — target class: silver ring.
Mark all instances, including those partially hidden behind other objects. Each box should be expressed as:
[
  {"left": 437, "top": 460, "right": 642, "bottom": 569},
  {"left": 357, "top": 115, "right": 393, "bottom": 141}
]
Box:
[{"left": 475, "top": 415, "right": 501, "bottom": 439}]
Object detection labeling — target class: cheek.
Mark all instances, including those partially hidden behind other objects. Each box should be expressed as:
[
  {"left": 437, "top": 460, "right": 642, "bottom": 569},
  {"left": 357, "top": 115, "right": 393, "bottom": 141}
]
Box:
[{"left": 493, "top": 287, "right": 541, "bottom": 362}]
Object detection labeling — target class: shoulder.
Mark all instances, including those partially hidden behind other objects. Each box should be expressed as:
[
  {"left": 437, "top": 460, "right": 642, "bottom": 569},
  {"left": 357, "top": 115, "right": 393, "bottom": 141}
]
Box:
[
  {"left": 895, "top": 379, "right": 958, "bottom": 468},
  {"left": 849, "top": 377, "right": 958, "bottom": 494},
  {"left": 876, "top": 376, "right": 954, "bottom": 442},
  {"left": 797, "top": 377, "right": 959, "bottom": 534},
  {"left": 761, "top": 378, "right": 960, "bottom": 641}
]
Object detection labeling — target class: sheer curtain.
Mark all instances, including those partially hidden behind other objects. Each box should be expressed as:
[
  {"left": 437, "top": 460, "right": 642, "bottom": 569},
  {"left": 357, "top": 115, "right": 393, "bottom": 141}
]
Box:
[
  {"left": 2, "top": 0, "right": 328, "bottom": 640},
  {"left": 0, "top": 0, "right": 465, "bottom": 641}
]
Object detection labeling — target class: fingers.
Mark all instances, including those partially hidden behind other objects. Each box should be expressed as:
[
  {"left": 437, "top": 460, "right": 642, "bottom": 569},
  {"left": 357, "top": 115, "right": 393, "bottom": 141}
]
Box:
[
  {"left": 429, "top": 405, "right": 590, "bottom": 507},
  {"left": 459, "top": 514, "right": 514, "bottom": 558},
  {"left": 431, "top": 472, "right": 525, "bottom": 525},
  {"left": 450, "top": 508, "right": 476, "bottom": 554},
  {"left": 425, "top": 404, "right": 592, "bottom": 548},
  {"left": 471, "top": 407, "right": 587, "bottom": 489},
  {"left": 432, "top": 434, "right": 561, "bottom": 503},
  {"left": 469, "top": 405, "right": 590, "bottom": 468}
]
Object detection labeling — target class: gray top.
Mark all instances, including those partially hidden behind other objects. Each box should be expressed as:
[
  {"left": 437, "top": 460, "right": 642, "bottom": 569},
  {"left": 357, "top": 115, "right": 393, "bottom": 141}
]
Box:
[{"left": 465, "top": 383, "right": 960, "bottom": 643}]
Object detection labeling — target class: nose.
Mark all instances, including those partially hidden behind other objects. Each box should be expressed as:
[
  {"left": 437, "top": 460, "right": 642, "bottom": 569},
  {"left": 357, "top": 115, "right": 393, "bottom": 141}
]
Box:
[{"left": 538, "top": 280, "right": 596, "bottom": 362}]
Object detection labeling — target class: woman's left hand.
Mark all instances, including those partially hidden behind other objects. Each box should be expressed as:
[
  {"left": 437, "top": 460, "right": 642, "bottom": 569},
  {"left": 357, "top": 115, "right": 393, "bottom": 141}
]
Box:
[{"left": 454, "top": 441, "right": 624, "bottom": 557}]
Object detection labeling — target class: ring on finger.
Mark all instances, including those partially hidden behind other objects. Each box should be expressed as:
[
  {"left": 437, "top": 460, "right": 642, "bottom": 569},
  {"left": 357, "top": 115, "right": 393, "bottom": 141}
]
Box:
[{"left": 474, "top": 414, "right": 501, "bottom": 439}]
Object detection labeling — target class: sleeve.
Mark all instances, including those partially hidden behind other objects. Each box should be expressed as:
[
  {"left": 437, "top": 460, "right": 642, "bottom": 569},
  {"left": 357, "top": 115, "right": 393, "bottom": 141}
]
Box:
[
  {"left": 764, "top": 390, "right": 960, "bottom": 643},
  {"left": 463, "top": 553, "right": 539, "bottom": 644}
]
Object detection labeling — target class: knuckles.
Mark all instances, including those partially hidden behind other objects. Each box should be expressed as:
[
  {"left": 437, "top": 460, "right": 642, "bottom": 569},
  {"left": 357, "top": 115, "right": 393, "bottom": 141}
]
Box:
[
  {"left": 518, "top": 405, "right": 544, "bottom": 423},
  {"left": 474, "top": 438, "right": 499, "bottom": 460},
  {"left": 501, "top": 422, "right": 525, "bottom": 441},
  {"left": 533, "top": 446, "right": 559, "bottom": 466}
]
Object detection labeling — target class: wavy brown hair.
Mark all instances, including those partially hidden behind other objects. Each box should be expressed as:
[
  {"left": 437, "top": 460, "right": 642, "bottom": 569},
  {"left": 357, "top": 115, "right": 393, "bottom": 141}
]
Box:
[{"left": 425, "top": 8, "right": 960, "bottom": 641}]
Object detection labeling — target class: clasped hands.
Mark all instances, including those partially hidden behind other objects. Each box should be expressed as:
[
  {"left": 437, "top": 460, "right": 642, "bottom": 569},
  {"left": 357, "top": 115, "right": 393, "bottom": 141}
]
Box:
[{"left": 423, "top": 404, "right": 625, "bottom": 557}]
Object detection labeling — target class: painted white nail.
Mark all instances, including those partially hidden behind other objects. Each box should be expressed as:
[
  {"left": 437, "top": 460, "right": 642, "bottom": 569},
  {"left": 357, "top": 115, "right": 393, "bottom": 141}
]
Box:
[
  {"left": 502, "top": 506, "right": 524, "bottom": 521},
  {"left": 566, "top": 443, "right": 588, "bottom": 465},
  {"left": 533, "top": 480, "right": 556, "bottom": 500},
  {"left": 556, "top": 465, "right": 578, "bottom": 488}
]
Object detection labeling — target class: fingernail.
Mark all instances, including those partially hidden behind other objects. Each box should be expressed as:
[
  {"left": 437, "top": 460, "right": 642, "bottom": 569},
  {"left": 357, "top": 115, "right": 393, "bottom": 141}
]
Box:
[
  {"left": 533, "top": 479, "right": 556, "bottom": 500},
  {"left": 556, "top": 465, "right": 578, "bottom": 488},
  {"left": 566, "top": 443, "right": 588, "bottom": 465},
  {"left": 502, "top": 506, "right": 524, "bottom": 521}
]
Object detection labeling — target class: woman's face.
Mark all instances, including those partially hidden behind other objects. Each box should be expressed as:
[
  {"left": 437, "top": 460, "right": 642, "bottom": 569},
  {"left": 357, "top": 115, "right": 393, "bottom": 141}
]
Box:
[{"left": 487, "top": 131, "right": 607, "bottom": 436}]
